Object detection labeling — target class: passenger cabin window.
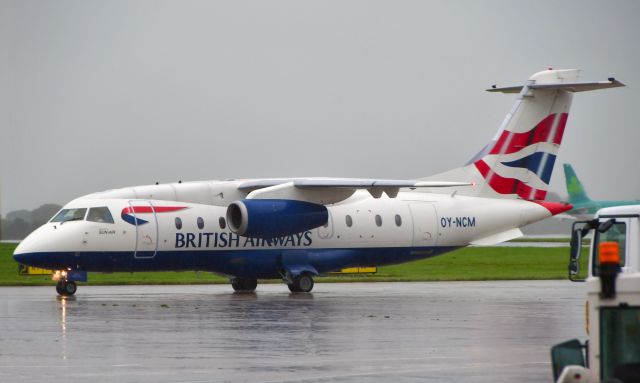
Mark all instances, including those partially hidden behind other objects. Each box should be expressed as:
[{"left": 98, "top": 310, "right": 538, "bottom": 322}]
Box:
[
  {"left": 375, "top": 215, "right": 382, "bottom": 227},
  {"left": 175, "top": 217, "right": 183, "bottom": 230},
  {"left": 219, "top": 217, "right": 226, "bottom": 229},
  {"left": 197, "top": 217, "right": 205, "bottom": 230},
  {"left": 395, "top": 214, "right": 402, "bottom": 227},
  {"left": 346, "top": 215, "right": 353, "bottom": 227},
  {"left": 87, "top": 207, "right": 114, "bottom": 224},
  {"left": 51, "top": 208, "right": 87, "bottom": 223}
]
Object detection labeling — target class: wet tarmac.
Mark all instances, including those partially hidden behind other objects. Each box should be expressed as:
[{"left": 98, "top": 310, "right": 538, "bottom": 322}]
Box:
[{"left": 0, "top": 281, "right": 586, "bottom": 382}]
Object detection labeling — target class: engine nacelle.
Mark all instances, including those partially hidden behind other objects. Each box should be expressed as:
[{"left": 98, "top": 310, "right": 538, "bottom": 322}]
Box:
[{"left": 226, "top": 199, "right": 328, "bottom": 238}]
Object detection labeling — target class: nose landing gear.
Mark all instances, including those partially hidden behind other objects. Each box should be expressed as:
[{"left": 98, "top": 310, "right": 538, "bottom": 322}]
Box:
[
  {"left": 55, "top": 281, "right": 77, "bottom": 296},
  {"left": 52, "top": 269, "right": 86, "bottom": 296}
]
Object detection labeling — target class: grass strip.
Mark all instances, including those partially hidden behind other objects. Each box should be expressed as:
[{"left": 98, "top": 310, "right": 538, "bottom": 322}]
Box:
[{"left": 0, "top": 243, "right": 587, "bottom": 286}]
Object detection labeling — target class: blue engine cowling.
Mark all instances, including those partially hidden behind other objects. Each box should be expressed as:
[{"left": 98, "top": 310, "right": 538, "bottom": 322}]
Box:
[{"left": 226, "top": 199, "right": 328, "bottom": 238}]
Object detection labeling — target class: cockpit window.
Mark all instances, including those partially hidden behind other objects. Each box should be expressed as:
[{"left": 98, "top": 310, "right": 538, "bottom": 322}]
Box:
[
  {"left": 50, "top": 208, "right": 87, "bottom": 223},
  {"left": 87, "top": 207, "right": 114, "bottom": 224}
]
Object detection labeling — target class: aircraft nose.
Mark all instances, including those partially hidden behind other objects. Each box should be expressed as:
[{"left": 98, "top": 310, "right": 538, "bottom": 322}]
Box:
[
  {"left": 13, "top": 251, "right": 31, "bottom": 265},
  {"left": 13, "top": 236, "right": 38, "bottom": 265},
  {"left": 12, "top": 228, "right": 54, "bottom": 267},
  {"left": 13, "top": 249, "right": 55, "bottom": 269},
  {"left": 12, "top": 225, "right": 78, "bottom": 269},
  {"left": 13, "top": 237, "right": 58, "bottom": 269}
]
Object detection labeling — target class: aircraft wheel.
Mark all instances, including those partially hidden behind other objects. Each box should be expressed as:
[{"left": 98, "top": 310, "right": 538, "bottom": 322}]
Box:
[
  {"left": 64, "top": 281, "right": 77, "bottom": 295},
  {"left": 231, "top": 278, "right": 257, "bottom": 292},
  {"left": 56, "top": 281, "right": 65, "bottom": 295},
  {"left": 245, "top": 278, "right": 257, "bottom": 291},
  {"left": 56, "top": 281, "right": 77, "bottom": 296},
  {"left": 289, "top": 273, "right": 314, "bottom": 293}
]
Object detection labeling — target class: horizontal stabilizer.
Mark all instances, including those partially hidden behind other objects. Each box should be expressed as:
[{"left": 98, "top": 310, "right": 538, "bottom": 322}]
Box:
[
  {"left": 469, "top": 228, "right": 523, "bottom": 246},
  {"left": 555, "top": 213, "right": 577, "bottom": 221},
  {"left": 487, "top": 79, "right": 625, "bottom": 93}
]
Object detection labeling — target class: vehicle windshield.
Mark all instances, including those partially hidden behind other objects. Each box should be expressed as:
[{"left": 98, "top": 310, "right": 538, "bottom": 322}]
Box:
[
  {"left": 50, "top": 208, "right": 87, "bottom": 223},
  {"left": 86, "top": 207, "right": 114, "bottom": 224},
  {"left": 592, "top": 221, "right": 627, "bottom": 276},
  {"left": 600, "top": 306, "right": 640, "bottom": 380}
]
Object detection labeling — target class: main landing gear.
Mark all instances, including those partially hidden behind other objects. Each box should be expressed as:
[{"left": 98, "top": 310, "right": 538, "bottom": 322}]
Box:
[
  {"left": 55, "top": 280, "right": 77, "bottom": 296},
  {"left": 231, "top": 277, "right": 258, "bottom": 292},
  {"left": 229, "top": 273, "right": 315, "bottom": 293},
  {"left": 287, "top": 273, "right": 314, "bottom": 293}
]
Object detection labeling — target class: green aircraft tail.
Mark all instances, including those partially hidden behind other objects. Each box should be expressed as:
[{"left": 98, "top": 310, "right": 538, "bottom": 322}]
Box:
[{"left": 563, "top": 164, "right": 591, "bottom": 204}]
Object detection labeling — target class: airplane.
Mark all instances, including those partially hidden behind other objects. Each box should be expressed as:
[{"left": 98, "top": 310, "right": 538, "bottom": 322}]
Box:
[
  {"left": 563, "top": 163, "right": 640, "bottom": 219},
  {"left": 13, "top": 69, "right": 624, "bottom": 296}
]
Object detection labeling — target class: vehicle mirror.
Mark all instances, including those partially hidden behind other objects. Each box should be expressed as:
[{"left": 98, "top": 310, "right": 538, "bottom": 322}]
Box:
[
  {"left": 569, "top": 220, "right": 594, "bottom": 282},
  {"left": 569, "top": 228, "right": 583, "bottom": 281},
  {"left": 598, "top": 219, "right": 615, "bottom": 233}
]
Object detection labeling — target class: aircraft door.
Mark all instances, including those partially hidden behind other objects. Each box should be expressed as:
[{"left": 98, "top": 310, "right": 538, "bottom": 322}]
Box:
[
  {"left": 408, "top": 203, "right": 438, "bottom": 247},
  {"left": 129, "top": 200, "right": 158, "bottom": 259}
]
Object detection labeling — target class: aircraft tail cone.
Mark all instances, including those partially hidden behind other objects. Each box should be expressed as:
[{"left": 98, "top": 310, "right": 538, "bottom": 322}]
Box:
[{"left": 533, "top": 201, "right": 573, "bottom": 216}]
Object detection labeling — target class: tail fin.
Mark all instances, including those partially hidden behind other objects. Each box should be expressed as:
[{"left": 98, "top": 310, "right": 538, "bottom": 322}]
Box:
[
  {"left": 563, "top": 163, "right": 591, "bottom": 203},
  {"left": 425, "top": 69, "right": 623, "bottom": 200}
]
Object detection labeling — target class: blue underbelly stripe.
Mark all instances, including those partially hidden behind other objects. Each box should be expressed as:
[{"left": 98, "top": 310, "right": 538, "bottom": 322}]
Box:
[{"left": 14, "top": 246, "right": 461, "bottom": 279}]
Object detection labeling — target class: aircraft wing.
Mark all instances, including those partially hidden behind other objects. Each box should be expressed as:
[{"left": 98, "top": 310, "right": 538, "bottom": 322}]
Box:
[{"left": 239, "top": 178, "right": 473, "bottom": 204}]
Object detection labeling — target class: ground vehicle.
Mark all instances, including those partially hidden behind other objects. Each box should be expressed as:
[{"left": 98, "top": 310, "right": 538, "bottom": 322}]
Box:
[{"left": 552, "top": 206, "right": 640, "bottom": 382}]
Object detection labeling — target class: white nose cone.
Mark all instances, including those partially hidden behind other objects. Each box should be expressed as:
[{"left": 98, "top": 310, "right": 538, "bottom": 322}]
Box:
[
  {"left": 12, "top": 223, "right": 74, "bottom": 265},
  {"left": 13, "top": 228, "right": 41, "bottom": 255}
]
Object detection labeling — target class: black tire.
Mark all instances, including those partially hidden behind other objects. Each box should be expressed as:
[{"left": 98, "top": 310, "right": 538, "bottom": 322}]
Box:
[
  {"left": 64, "top": 281, "right": 77, "bottom": 295},
  {"left": 244, "top": 278, "right": 257, "bottom": 291},
  {"left": 231, "top": 278, "right": 257, "bottom": 292},
  {"left": 231, "top": 278, "right": 243, "bottom": 291},
  {"left": 56, "top": 281, "right": 65, "bottom": 295},
  {"left": 290, "top": 274, "right": 314, "bottom": 293}
]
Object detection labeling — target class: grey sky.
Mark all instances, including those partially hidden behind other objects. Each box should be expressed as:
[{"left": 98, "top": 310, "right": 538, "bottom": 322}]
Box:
[{"left": 1, "top": 0, "right": 639, "bottom": 216}]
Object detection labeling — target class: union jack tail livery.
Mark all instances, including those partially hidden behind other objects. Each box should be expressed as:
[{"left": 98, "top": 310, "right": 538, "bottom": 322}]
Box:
[{"left": 426, "top": 69, "right": 623, "bottom": 200}]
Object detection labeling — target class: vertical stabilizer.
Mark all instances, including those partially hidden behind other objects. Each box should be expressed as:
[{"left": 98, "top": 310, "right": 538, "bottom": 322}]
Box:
[
  {"left": 424, "top": 69, "right": 624, "bottom": 201},
  {"left": 563, "top": 164, "right": 591, "bottom": 204}
]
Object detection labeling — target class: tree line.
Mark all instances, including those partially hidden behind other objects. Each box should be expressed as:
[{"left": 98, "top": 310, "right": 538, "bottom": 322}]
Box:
[{"left": 1, "top": 204, "right": 62, "bottom": 240}]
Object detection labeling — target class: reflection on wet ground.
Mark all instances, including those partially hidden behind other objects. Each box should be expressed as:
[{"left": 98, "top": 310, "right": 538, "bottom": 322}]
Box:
[{"left": 0, "top": 281, "right": 585, "bottom": 382}]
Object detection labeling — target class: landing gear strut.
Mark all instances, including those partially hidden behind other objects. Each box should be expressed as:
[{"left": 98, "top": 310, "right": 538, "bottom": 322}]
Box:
[
  {"left": 55, "top": 281, "right": 77, "bottom": 296},
  {"left": 287, "top": 273, "right": 314, "bottom": 293},
  {"left": 231, "top": 277, "right": 258, "bottom": 292}
]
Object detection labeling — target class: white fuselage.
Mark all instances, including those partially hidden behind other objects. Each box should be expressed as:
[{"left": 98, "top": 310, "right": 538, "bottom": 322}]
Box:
[{"left": 14, "top": 189, "right": 555, "bottom": 279}]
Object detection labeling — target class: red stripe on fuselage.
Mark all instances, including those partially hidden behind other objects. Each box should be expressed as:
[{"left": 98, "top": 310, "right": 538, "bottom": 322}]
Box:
[{"left": 122, "top": 206, "right": 187, "bottom": 215}]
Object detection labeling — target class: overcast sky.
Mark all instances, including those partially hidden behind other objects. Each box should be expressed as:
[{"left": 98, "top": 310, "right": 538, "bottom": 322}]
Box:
[{"left": 1, "top": 0, "right": 639, "bottom": 216}]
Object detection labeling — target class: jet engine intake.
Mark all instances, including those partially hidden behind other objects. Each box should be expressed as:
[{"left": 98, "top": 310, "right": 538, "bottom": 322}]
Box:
[{"left": 226, "top": 199, "right": 328, "bottom": 238}]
